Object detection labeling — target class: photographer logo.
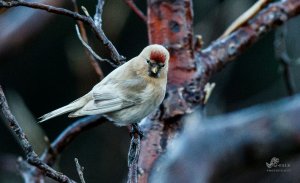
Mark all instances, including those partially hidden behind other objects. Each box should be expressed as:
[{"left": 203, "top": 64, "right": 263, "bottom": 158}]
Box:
[{"left": 266, "top": 157, "right": 290, "bottom": 172}]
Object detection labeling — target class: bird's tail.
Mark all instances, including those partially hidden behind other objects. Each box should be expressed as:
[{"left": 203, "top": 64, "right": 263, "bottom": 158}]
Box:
[{"left": 38, "top": 93, "right": 91, "bottom": 123}]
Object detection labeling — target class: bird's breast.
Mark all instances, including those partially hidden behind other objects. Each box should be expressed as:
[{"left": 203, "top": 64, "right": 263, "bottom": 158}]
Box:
[{"left": 142, "top": 82, "right": 165, "bottom": 104}]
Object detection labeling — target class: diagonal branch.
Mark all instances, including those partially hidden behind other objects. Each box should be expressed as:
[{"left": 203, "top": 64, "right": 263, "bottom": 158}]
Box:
[
  {"left": 40, "top": 115, "right": 105, "bottom": 166},
  {"left": 220, "top": 0, "right": 271, "bottom": 38},
  {"left": 72, "top": 0, "right": 104, "bottom": 78},
  {"left": 75, "top": 25, "right": 116, "bottom": 67},
  {"left": 274, "top": 25, "right": 296, "bottom": 96},
  {"left": 75, "top": 158, "right": 86, "bottom": 183},
  {"left": 0, "top": 86, "right": 76, "bottom": 183},
  {"left": 94, "top": 0, "right": 104, "bottom": 28},
  {"left": 152, "top": 93, "right": 300, "bottom": 182},
  {"left": 139, "top": 0, "right": 300, "bottom": 182},
  {"left": 125, "top": 0, "right": 147, "bottom": 22},
  {"left": 186, "top": 0, "right": 300, "bottom": 108},
  {"left": 0, "top": 0, "right": 125, "bottom": 66}
]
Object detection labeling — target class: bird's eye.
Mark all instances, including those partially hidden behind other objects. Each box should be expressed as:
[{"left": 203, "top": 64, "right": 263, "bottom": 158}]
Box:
[
  {"left": 146, "top": 59, "right": 150, "bottom": 64},
  {"left": 160, "top": 64, "right": 165, "bottom": 67}
]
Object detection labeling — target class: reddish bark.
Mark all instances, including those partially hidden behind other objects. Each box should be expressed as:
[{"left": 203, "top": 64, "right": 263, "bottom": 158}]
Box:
[
  {"left": 139, "top": 0, "right": 300, "bottom": 182},
  {"left": 138, "top": 0, "right": 196, "bottom": 182},
  {"left": 1, "top": 0, "right": 300, "bottom": 182},
  {"left": 147, "top": 0, "right": 195, "bottom": 86}
]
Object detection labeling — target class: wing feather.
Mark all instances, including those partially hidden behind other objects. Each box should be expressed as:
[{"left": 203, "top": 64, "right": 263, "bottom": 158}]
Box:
[{"left": 69, "top": 78, "right": 147, "bottom": 117}]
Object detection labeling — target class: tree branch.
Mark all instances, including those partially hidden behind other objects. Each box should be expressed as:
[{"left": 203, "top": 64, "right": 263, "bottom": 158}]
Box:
[
  {"left": 139, "top": 0, "right": 300, "bottom": 182},
  {"left": 75, "top": 25, "right": 115, "bottom": 66},
  {"left": 0, "top": 0, "right": 125, "bottom": 65},
  {"left": 94, "top": 0, "right": 126, "bottom": 65},
  {"left": 125, "top": 0, "right": 147, "bottom": 22},
  {"left": 186, "top": 0, "right": 300, "bottom": 112},
  {"left": 72, "top": 0, "right": 104, "bottom": 78},
  {"left": 127, "top": 134, "right": 141, "bottom": 183},
  {"left": 0, "top": 0, "right": 67, "bottom": 56},
  {"left": 0, "top": 86, "right": 76, "bottom": 183},
  {"left": 220, "top": 0, "right": 271, "bottom": 38},
  {"left": 2, "top": 0, "right": 300, "bottom": 182},
  {"left": 41, "top": 115, "right": 105, "bottom": 166},
  {"left": 274, "top": 25, "right": 296, "bottom": 96},
  {"left": 151, "top": 93, "right": 300, "bottom": 182},
  {"left": 75, "top": 158, "right": 86, "bottom": 183},
  {"left": 94, "top": 0, "right": 104, "bottom": 28}
]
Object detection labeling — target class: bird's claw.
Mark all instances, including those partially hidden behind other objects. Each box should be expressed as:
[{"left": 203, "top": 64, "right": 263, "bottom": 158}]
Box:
[{"left": 130, "top": 123, "right": 144, "bottom": 139}]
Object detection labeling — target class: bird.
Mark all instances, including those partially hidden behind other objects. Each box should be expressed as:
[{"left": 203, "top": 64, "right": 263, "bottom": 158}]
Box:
[{"left": 39, "top": 44, "right": 170, "bottom": 127}]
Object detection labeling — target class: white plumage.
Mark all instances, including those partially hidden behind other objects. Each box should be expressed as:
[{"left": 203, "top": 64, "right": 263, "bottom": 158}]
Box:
[{"left": 39, "top": 44, "right": 170, "bottom": 126}]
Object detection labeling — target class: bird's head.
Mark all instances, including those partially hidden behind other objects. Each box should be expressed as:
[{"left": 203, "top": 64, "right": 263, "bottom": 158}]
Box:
[{"left": 138, "top": 44, "right": 170, "bottom": 78}]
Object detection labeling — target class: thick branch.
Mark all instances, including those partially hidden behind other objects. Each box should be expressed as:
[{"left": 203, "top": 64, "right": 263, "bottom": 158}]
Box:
[
  {"left": 220, "top": 0, "right": 271, "bottom": 38},
  {"left": 137, "top": 1, "right": 195, "bottom": 181},
  {"left": 151, "top": 94, "right": 300, "bottom": 182},
  {"left": 0, "top": 0, "right": 125, "bottom": 65},
  {"left": 183, "top": 0, "right": 300, "bottom": 114},
  {"left": 139, "top": 0, "right": 300, "bottom": 182},
  {"left": 0, "top": 86, "right": 76, "bottom": 183},
  {"left": 147, "top": 0, "right": 195, "bottom": 86}
]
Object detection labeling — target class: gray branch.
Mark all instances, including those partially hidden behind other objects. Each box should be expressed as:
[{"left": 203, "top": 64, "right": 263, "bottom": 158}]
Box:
[
  {"left": 151, "top": 94, "right": 300, "bottom": 182},
  {"left": 0, "top": 86, "right": 76, "bottom": 183}
]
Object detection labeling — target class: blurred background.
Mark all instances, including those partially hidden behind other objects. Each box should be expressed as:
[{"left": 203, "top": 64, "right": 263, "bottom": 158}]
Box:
[{"left": 0, "top": 0, "right": 300, "bottom": 182}]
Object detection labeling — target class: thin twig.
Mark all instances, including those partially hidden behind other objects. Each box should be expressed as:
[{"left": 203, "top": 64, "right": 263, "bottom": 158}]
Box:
[
  {"left": 127, "top": 135, "right": 141, "bottom": 183},
  {"left": 72, "top": 0, "right": 104, "bottom": 78},
  {"left": 127, "top": 123, "right": 143, "bottom": 183},
  {"left": 75, "top": 158, "right": 86, "bottom": 183},
  {"left": 194, "top": 0, "right": 300, "bottom": 103},
  {"left": 125, "top": 0, "right": 147, "bottom": 22},
  {"left": 220, "top": 0, "right": 271, "bottom": 38},
  {"left": 81, "top": 6, "right": 91, "bottom": 18},
  {"left": 0, "top": 86, "right": 76, "bottom": 183},
  {"left": 274, "top": 25, "right": 296, "bottom": 96},
  {"left": 0, "top": 0, "right": 125, "bottom": 65},
  {"left": 93, "top": 0, "right": 127, "bottom": 64},
  {"left": 281, "top": 60, "right": 295, "bottom": 96},
  {"left": 40, "top": 115, "right": 105, "bottom": 166},
  {"left": 75, "top": 25, "right": 116, "bottom": 66},
  {"left": 94, "top": 0, "right": 104, "bottom": 28}
]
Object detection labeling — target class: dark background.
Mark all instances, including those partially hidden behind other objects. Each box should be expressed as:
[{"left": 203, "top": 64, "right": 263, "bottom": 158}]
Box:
[{"left": 0, "top": 0, "right": 300, "bottom": 182}]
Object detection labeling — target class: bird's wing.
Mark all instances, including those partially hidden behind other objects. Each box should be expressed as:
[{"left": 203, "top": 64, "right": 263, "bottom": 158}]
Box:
[
  {"left": 92, "top": 91, "right": 137, "bottom": 112},
  {"left": 69, "top": 80, "right": 146, "bottom": 117}
]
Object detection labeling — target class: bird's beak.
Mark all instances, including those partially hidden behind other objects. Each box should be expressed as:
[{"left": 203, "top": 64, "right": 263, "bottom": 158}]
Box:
[
  {"left": 148, "top": 63, "right": 162, "bottom": 78},
  {"left": 151, "top": 65, "right": 159, "bottom": 75}
]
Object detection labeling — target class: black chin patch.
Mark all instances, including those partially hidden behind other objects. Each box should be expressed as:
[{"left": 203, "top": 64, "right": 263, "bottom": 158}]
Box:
[
  {"left": 147, "top": 62, "right": 162, "bottom": 78},
  {"left": 148, "top": 71, "right": 159, "bottom": 78}
]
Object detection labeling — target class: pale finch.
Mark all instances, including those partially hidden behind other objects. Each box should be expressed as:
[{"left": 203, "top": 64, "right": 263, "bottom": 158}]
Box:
[{"left": 39, "top": 44, "right": 170, "bottom": 127}]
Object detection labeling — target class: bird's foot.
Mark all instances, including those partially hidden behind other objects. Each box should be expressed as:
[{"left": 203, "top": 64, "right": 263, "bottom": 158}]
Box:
[
  {"left": 128, "top": 123, "right": 143, "bottom": 166},
  {"left": 130, "top": 123, "right": 144, "bottom": 139},
  {"left": 128, "top": 135, "right": 141, "bottom": 166}
]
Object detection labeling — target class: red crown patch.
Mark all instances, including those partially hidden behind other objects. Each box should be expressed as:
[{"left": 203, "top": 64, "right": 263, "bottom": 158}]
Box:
[{"left": 150, "top": 51, "right": 166, "bottom": 63}]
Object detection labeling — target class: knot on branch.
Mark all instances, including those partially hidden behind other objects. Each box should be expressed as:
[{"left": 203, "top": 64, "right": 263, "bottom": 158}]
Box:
[
  {"left": 183, "top": 78, "right": 203, "bottom": 104},
  {"left": 247, "top": 2, "right": 293, "bottom": 39},
  {"left": 162, "top": 87, "right": 191, "bottom": 119}
]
